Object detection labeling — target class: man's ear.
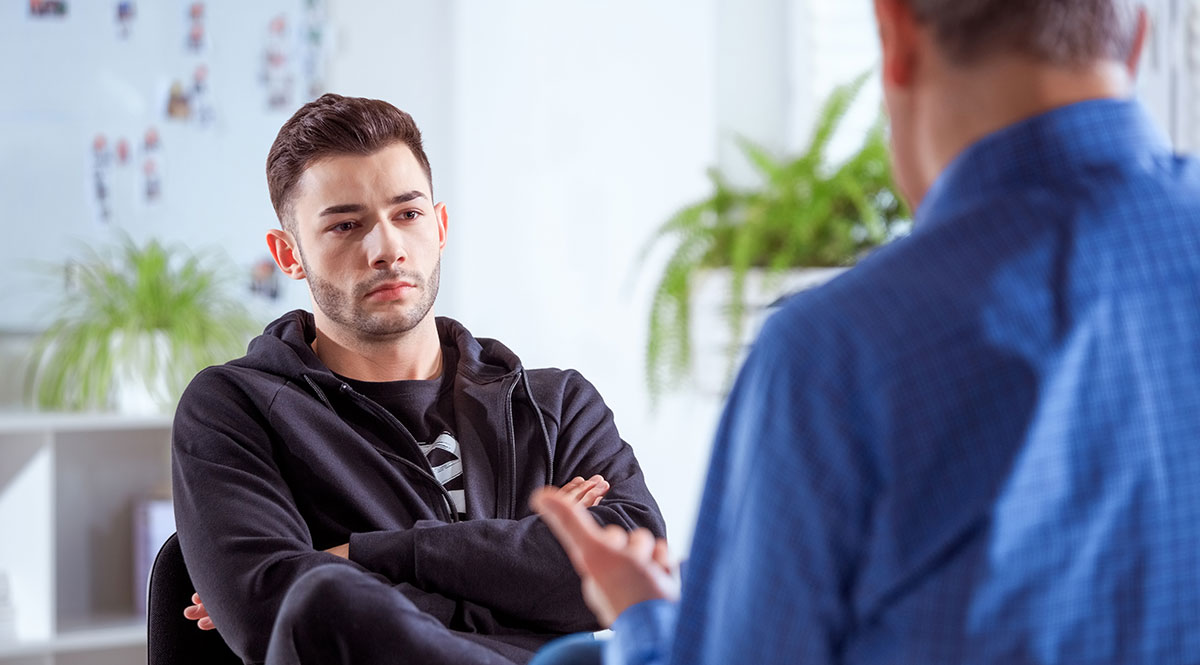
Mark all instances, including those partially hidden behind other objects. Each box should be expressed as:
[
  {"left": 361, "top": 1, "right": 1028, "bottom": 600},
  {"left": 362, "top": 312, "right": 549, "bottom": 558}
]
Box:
[
  {"left": 876, "top": 0, "right": 919, "bottom": 87},
  {"left": 1125, "top": 5, "right": 1149, "bottom": 77},
  {"left": 434, "top": 202, "right": 449, "bottom": 253},
  {"left": 266, "top": 227, "right": 306, "bottom": 280}
]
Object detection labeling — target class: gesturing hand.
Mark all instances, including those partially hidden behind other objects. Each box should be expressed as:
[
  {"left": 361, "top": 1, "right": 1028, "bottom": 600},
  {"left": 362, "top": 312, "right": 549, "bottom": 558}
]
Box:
[
  {"left": 531, "top": 487, "right": 678, "bottom": 627},
  {"left": 183, "top": 592, "right": 214, "bottom": 631}
]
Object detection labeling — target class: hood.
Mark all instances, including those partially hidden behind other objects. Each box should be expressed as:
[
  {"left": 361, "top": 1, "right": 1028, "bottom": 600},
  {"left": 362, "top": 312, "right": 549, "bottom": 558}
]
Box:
[{"left": 231, "top": 309, "right": 523, "bottom": 389}]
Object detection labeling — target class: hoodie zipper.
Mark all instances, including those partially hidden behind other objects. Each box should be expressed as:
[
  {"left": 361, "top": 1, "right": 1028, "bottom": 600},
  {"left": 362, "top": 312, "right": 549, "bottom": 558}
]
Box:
[
  {"left": 306, "top": 365, "right": 551, "bottom": 523},
  {"left": 310, "top": 378, "right": 459, "bottom": 523}
]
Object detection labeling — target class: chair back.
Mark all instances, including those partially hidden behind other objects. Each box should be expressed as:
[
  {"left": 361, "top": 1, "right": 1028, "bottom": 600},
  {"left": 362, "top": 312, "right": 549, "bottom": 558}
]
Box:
[{"left": 147, "top": 532, "right": 242, "bottom": 665}]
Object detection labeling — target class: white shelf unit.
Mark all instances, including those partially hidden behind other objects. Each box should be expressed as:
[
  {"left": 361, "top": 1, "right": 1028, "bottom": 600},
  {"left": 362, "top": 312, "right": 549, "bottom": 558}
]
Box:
[{"left": 0, "top": 412, "right": 173, "bottom": 665}]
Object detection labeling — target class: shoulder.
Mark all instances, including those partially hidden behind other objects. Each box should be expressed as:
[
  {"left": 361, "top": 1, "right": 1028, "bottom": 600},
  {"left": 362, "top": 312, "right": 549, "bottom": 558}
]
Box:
[
  {"left": 521, "top": 367, "right": 605, "bottom": 414},
  {"left": 174, "top": 364, "right": 288, "bottom": 452},
  {"left": 518, "top": 368, "right": 620, "bottom": 435},
  {"left": 179, "top": 362, "right": 286, "bottom": 406}
]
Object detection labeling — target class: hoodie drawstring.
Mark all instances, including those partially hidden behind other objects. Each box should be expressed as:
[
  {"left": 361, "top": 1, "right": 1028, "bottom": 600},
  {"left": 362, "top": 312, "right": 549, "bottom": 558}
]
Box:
[{"left": 520, "top": 369, "right": 555, "bottom": 486}]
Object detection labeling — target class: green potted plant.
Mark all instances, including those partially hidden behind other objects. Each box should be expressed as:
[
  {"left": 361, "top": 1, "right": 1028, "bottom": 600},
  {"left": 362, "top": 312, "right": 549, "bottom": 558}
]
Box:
[
  {"left": 26, "top": 235, "right": 259, "bottom": 413},
  {"left": 642, "top": 71, "right": 909, "bottom": 398}
]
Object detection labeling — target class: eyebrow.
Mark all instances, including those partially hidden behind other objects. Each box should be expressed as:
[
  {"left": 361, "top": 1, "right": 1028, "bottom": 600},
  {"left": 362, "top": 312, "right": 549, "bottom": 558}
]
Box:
[{"left": 318, "top": 191, "right": 428, "bottom": 217}]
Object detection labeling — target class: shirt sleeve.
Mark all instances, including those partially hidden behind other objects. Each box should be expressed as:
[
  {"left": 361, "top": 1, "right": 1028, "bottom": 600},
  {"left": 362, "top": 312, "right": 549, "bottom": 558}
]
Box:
[
  {"left": 606, "top": 599, "right": 678, "bottom": 665},
  {"left": 650, "top": 306, "right": 878, "bottom": 665}
]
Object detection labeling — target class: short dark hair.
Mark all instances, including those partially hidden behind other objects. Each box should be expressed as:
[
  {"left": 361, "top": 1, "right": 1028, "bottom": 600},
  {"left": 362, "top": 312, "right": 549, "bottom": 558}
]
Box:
[
  {"left": 906, "top": 0, "right": 1141, "bottom": 65},
  {"left": 266, "top": 93, "right": 433, "bottom": 231}
]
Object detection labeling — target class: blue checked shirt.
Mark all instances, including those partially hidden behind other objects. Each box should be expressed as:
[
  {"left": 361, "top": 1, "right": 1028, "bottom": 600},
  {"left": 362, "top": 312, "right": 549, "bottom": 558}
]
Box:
[{"left": 610, "top": 99, "right": 1200, "bottom": 665}]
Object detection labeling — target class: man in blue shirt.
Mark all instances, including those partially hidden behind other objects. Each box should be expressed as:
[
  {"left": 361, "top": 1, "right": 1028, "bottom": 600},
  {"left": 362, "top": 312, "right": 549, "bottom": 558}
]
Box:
[{"left": 531, "top": 0, "right": 1200, "bottom": 663}]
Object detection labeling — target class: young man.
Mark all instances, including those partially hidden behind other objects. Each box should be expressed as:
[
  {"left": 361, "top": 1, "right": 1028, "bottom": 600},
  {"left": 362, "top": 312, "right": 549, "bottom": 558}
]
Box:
[
  {"left": 534, "top": 1, "right": 1200, "bottom": 664},
  {"left": 171, "top": 94, "right": 665, "bottom": 665}
]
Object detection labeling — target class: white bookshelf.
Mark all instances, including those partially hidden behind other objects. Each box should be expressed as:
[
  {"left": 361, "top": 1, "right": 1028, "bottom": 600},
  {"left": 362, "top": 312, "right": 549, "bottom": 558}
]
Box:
[{"left": 0, "top": 412, "right": 173, "bottom": 665}]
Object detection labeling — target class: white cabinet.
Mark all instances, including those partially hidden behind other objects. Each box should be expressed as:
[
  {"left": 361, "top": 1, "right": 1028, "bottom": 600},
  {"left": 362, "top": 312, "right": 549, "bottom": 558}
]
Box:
[{"left": 0, "top": 413, "right": 173, "bottom": 665}]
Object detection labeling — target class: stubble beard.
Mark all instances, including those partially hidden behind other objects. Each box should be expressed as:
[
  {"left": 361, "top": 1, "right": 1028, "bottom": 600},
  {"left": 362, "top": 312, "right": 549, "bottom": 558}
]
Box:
[{"left": 304, "top": 254, "right": 441, "bottom": 340}]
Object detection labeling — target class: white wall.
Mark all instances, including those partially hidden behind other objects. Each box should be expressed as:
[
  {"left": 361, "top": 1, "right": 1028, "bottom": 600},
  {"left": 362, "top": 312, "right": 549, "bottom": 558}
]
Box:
[
  {"left": 446, "top": 1, "right": 720, "bottom": 549},
  {"left": 714, "top": 0, "right": 791, "bottom": 185}
]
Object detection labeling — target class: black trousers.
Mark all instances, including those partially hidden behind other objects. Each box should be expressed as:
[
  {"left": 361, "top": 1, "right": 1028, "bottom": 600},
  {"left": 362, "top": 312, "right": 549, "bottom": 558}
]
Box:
[{"left": 265, "top": 564, "right": 539, "bottom": 665}]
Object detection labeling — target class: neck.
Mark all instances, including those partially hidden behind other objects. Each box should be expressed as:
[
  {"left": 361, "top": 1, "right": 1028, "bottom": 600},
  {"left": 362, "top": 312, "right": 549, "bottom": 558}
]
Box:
[
  {"left": 311, "top": 312, "right": 444, "bottom": 382},
  {"left": 910, "top": 56, "right": 1133, "bottom": 206}
]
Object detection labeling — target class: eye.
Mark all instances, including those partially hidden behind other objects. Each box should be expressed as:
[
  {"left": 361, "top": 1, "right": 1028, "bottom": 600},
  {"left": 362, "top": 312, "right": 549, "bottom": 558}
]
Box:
[
  {"left": 398, "top": 210, "right": 421, "bottom": 221},
  {"left": 328, "top": 220, "right": 358, "bottom": 233}
]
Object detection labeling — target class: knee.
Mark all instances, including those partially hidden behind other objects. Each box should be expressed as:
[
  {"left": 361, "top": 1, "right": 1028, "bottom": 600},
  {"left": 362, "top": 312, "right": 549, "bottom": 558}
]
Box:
[
  {"left": 275, "top": 564, "right": 363, "bottom": 628},
  {"left": 268, "top": 565, "right": 442, "bottom": 665}
]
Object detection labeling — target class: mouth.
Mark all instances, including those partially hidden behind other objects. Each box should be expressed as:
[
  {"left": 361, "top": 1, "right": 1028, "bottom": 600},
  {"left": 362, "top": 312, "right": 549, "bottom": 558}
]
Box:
[{"left": 364, "top": 281, "right": 417, "bottom": 300}]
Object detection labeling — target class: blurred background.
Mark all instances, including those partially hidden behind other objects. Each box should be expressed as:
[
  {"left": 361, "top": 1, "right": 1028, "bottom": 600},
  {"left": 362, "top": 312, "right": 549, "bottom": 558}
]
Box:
[{"left": 0, "top": 0, "right": 1195, "bottom": 662}]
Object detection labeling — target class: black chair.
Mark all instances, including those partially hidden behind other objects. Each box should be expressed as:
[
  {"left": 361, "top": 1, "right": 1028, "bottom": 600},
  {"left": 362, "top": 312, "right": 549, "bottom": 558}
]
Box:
[{"left": 147, "top": 532, "right": 242, "bottom": 664}]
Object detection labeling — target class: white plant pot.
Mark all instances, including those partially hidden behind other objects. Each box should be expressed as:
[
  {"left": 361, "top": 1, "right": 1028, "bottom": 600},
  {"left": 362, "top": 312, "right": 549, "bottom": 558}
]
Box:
[
  {"left": 689, "top": 266, "right": 848, "bottom": 395},
  {"left": 111, "top": 331, "right": 173, "bottom": 415}
]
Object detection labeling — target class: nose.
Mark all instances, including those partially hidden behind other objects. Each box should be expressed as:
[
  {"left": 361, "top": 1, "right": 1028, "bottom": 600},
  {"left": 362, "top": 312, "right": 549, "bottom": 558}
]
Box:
[{"left": 365, "top": 219, "right": 407, "bottom": 269}]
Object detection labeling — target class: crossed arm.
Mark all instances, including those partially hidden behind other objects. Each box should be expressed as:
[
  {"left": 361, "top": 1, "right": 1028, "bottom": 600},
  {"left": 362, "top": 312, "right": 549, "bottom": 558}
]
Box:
[{"left": 184, "top": 475, "right": 614, "bottom": 630}]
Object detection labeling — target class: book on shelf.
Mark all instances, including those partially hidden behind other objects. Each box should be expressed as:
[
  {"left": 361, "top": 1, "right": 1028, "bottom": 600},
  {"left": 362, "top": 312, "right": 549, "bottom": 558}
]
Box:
[{"left": 133, "top": 497, "right": 175, "bottom": 616}]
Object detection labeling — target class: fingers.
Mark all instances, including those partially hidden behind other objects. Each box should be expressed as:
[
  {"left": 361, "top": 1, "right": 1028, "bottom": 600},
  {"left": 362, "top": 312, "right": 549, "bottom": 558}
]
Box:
[
  {"left": 652, "top": 538, "right": 671, "bottom": 573},
  {"left": 557, "top": 475, "right": 608, "bottom": 507},
  {"left": 580, "top": 477, "right": 610, "bottom": 507},
  {"left": 559, "top": 476, "right": 587, "bottom": 497},
  {"left": 184, "top": 593, "right": 215, "bottom": 630},
  {"left": 324, "top": 543, "right": 349, "bottom": 559},
  {"left": 531, "top": 487, "right": 605, "bottom": 568},
  {"left": 183, "top": 600, "right": 207, "bottom": 621},
  {"left": 626, "top": 528, "right": 657, "bottom": 561}
]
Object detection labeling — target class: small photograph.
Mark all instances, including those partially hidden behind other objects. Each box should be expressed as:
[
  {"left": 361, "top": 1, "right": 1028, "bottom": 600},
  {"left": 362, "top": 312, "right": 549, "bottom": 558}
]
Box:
[
  {"left": 184, "top": 1, "right": 206, "bottom": 53},
  {"left": 116, "top": 2, "right": 135, "bottom": 39},
  {"left": 162, "top": 67, "right": 215, "bottom": 126},
  {"left": 29, "top": 0, "right": 67, "bottom": 17},
  {"left": 191, "top": 64, "right": 215, "bottom": 126},
  {"left": 261, "top": 14, "right": 294, "bottom": 111},
  {"left": 142, "top": 158, "right": 161, "bottom": 202},
  {"left": 115, "top": 137, "right": 130, "bottom": 166},
  {"left": 165, "top": 80, "right": 191, "bottom": 120},
  {"left": 140, "top": 127, "right": 163, "bottom": 204},
  {"left": 90, "top": 134, "right": 113, "bottom": 225},
  {"left": 143, "top": 126, "right": 160, "bottom": 152},
  {"left": 302, "top": 0, "right": 329, "bottom": 99},
  {"left": 249, "top": 257, "right": 281, "bottom": 301}
]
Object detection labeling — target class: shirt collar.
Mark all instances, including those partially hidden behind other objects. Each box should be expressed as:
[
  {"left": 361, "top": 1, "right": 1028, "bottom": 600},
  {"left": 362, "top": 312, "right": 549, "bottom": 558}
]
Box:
[{"left": 915, "top": 98, "right": 1171, "bottom": 231}]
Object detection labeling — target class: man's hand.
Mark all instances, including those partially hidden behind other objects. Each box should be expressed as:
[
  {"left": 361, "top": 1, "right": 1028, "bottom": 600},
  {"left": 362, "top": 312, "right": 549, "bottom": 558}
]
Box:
[
  {"left": 325, "top": 543, "right": 349, "bottom": 558},
  {"left": 185, "top": 542, "right": 350, "bottom": 632},
  {"left": 531, "top": 487, "right": 678, "bottom": 627},
  {"left": 553, "top": 474, "right": 610, "bottom": 508},
  {"left": 183, "top": 592, "right": 215, "bottom": 631}
]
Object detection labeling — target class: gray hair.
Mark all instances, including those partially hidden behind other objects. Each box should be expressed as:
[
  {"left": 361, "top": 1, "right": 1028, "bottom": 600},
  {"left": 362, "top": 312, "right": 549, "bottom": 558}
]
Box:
[{"left": 905, "top": 0, "right": 1142, "bottom": 65}]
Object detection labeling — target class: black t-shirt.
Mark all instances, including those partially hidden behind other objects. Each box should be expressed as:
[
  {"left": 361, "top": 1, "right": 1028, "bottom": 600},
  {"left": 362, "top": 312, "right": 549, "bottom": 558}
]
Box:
[{"left": 338, "top": 345, "right": 466, "bottom": 518}]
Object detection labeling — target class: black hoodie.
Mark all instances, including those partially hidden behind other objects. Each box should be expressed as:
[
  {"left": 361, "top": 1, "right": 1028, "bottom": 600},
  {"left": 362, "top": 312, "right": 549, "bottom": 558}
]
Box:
[{"left": 172, "top": 311, "right": 666, "bottom": 664}]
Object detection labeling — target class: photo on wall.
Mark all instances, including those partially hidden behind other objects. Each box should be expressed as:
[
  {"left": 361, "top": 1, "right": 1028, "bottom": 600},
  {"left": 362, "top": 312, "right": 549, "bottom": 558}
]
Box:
[
  {"left": 28, "top": 0, "right": 67, "bottom": 18},
  {"left": 116, "top": 1, "right": 135, "bottom": 39}
]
